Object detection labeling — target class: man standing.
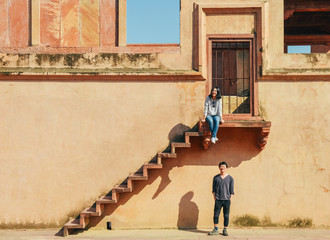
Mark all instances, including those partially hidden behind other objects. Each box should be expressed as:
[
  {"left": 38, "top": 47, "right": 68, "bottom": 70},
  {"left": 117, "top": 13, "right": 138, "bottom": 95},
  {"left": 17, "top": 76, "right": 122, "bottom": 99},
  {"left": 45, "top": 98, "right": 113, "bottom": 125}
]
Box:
[{"left": 208, "top": 161, "right": 234, "bottom": 236}]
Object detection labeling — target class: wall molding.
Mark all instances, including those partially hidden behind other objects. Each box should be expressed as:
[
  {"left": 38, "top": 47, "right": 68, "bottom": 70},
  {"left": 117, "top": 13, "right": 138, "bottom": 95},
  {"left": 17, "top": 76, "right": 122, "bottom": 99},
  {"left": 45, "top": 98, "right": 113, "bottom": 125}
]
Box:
[
  {"left": 260, "top": 75, "right": 330, "bottom": 81},
  {"left": 0, "top": 73, "right": 205, "bottom": 82}
]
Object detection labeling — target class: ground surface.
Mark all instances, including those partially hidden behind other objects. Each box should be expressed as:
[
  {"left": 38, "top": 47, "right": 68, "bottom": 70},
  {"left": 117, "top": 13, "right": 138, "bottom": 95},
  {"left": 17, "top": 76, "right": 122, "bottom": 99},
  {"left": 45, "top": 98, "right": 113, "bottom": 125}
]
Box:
[{"left": 0, "top": 228, "right": 329, "bottom": 240}]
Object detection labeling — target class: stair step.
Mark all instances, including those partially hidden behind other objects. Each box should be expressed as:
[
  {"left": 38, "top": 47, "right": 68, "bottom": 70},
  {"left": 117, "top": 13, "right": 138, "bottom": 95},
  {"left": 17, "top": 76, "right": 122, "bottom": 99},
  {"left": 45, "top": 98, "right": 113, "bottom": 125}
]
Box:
[
  {"left": 143, "top": 163, "right": 163, "bottom": 169},
  {"left": 62, "top": 126, "right": 199, "bottom": 236},
  {"left": 185, "top": 131, "right": 203, "bottom": 137},
  {"left": 158, "top": 152, "right": 177, "bottom": 158},
  {"left": 81, "top": 207, "right": 101, "bottom": 217},
  {"left": 171, "top": 142, "right": 191, "bottom": 153},
  {"left": 128, "top": 173, "right": 148, "bottom": 180},
  {"left": 64, "top": 219, "right": 83, "bottom": 229},
  {"left": 113, "top": 185, "right": 132, "bottom": 193},
  {"left": 96, "top": 195, "right": 116, "bottom": 204},
  {"left": 172, "top": 142, "right": 191, "bottom": 148}
]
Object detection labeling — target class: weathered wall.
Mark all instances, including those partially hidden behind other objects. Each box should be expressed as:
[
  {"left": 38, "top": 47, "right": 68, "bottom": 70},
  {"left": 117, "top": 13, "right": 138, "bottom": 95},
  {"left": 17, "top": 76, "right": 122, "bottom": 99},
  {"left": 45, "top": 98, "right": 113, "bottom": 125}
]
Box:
[
  {"left": 178, "top": 0, "right": 330, "bottom": 75},
  {"left": 89, "top": 80, "right": 330, "bottom": 229},
  {"left": 0, "top": 0, "right": 329, "bottom": 230},
  {"left": 1, "top": 0, "right": 329, "bottom": 74},
  {"left": 206, "top": 14, "right": 254, "bottom": 35},
  {"left": 0, "top": 79, "right": 329, "bottom": 228},
  {"left": 0, "top": 0, "right": 118, "bottom": 48},
  {"left": 0, "top": 80, "right": 205, "bottom": 227}
]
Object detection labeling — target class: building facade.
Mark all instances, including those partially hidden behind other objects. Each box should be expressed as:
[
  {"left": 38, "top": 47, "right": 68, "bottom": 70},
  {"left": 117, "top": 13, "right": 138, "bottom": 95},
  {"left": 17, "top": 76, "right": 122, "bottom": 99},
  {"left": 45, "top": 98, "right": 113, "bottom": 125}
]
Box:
[{"left": 0, "top": 0, "right": 329, "bottom": 235}]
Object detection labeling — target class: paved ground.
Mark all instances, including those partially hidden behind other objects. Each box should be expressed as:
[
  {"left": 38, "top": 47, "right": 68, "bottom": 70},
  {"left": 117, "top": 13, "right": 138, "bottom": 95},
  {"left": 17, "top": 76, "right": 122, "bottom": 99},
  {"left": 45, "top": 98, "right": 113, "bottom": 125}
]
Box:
[{"left": 0, "top": 228, "right": 329, "bottom": 240}]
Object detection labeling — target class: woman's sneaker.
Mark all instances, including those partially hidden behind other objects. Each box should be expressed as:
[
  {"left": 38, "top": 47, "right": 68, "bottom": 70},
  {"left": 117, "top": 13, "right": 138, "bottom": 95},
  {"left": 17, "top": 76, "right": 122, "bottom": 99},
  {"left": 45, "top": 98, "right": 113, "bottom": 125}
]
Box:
[
  {"left": 211, "top": 137, "right": 216, "bottom": 144},
  {"left": 222, "top": 228, "right": 228, "bottom": 236},
  {"left": 208, "top": 228, "right": 220, "bottom": 235}
]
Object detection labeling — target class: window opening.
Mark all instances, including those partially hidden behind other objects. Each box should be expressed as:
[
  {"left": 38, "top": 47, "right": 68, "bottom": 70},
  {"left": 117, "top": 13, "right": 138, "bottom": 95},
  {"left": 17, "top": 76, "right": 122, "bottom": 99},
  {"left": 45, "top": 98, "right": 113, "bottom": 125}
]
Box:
[
  {"left": 212, "top": 42, "right": 251, "bottom": 114},
  {"left": 287, "top": 45, "right": 311, "bottom": 53},
  {"left": 127, "top": 0, "right": 180, "bottom": 44},
  {"left": 284, "top": 0, "right": 330, "bottom": 53}
]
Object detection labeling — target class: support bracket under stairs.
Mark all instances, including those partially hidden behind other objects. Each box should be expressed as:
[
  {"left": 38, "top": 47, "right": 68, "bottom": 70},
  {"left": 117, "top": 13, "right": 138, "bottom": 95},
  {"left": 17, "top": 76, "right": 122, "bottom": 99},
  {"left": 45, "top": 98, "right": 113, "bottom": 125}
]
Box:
[{"left": 198, "top": 120, "right": 271, "bottom": 150}]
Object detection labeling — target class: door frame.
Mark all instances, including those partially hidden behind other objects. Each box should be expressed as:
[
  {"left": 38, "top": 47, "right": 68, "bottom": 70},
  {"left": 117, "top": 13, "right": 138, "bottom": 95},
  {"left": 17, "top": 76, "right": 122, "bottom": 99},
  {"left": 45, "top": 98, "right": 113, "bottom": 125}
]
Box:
[{"left": 206, "top": 34, "right": 259, "bottom": 120}]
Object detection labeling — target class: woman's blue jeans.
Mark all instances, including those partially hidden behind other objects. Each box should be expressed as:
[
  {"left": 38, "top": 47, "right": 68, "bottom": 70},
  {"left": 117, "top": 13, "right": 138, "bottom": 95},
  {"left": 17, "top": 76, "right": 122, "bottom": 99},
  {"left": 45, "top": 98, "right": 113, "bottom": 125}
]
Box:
[{"left": 206, "top": 115, "right": 220, "bottom": 138}]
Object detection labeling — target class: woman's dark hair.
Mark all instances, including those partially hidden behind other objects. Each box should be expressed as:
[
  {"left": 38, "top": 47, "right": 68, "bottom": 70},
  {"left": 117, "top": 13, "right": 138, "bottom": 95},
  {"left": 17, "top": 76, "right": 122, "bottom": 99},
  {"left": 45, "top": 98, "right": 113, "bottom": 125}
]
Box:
[
  {"left": 219, "top": 161, "right": 228, "bottom": 168},
  {"left": 209, "top": 87, "right": 221, "bottom": 99}
]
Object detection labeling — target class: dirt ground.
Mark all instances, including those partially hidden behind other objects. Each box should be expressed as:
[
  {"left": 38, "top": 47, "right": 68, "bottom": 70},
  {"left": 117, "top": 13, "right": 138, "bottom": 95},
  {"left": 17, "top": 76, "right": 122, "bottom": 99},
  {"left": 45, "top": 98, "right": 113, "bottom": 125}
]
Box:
[{"left": 0, "top": 228, "right": 330, "bottom": 240}]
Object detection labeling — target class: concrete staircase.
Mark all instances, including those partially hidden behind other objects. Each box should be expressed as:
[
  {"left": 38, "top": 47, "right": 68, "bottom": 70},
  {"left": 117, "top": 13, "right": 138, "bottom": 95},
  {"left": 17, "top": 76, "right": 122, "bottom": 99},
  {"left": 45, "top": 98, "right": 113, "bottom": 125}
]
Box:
[
  {"left": 62, "top": 120, "right": 271, "bottom": 236},
  {"left": 62, "top": 131, "right": 202, "bottom": 236}
]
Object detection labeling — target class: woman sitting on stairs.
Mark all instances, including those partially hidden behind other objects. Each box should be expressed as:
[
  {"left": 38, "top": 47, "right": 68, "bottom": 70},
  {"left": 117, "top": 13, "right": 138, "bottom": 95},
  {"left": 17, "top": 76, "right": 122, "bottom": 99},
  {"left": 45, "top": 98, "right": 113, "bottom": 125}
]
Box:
[{"left": 202, "top": 87, "right": 224, "bottom": 144}]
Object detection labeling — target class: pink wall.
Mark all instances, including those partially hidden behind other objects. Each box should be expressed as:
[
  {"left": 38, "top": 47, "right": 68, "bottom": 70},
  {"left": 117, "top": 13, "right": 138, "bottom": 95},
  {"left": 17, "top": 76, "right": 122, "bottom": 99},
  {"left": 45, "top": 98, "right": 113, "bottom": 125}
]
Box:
[
  {"left": 40, "top": 0, "right": 61, "bottom": 46},
  {"left": 0, "top": 0, "right": 116, "bottom": 48},
  {"left": 0, "top": 0, "right": 29, "bottom": 47}
]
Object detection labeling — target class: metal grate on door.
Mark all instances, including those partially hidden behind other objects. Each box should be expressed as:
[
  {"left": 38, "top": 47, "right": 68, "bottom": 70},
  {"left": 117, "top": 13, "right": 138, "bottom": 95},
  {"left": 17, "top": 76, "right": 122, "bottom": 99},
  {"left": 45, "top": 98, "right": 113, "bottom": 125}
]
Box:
[{"left": 212, "top": 42, "right": 251, "bottom": 114}]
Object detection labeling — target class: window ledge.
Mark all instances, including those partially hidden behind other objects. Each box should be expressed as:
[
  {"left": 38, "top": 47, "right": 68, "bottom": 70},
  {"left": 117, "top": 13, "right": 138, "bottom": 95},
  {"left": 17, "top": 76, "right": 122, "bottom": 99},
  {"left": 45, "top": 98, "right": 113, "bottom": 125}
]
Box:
[
  {"left": 0, "top": 71, "right": 205, "bottom": 82},
  {"left": 125, "top": 44, "right": 180, "bottom": 53},
  {"left": 0, "top": 44, "right": 180, "bottom": 54},
  {"left": 198, "top": 120, "right": 271, "bottom": 150}
]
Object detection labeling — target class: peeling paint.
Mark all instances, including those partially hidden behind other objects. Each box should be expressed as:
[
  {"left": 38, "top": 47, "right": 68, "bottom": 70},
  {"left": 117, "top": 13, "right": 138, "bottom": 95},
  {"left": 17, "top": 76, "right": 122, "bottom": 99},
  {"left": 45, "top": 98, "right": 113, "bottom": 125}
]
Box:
[
  {"left": 320, "top": 186, "right": 329, "bottom": 193},
  {"left": 258, "top": 102, "right": 268, "bottom": 119},
  {"left": 176, "top": 82, "right": 203, "bottom": 105},
  {"left": 35, "top": 54, "right": 63, "bottom": 66},
  {"left": 63, "top": 54, "right": 81, "bottom": 67},
  {"left": 0, "top": 53, "right": 162, "bottom": 71}
]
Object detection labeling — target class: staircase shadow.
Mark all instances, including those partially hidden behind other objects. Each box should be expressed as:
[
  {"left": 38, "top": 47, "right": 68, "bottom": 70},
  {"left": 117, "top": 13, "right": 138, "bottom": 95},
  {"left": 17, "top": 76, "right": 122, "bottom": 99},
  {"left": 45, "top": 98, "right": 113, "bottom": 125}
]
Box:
[{"left": 68, "top": 122, "right": 261, "bottom": 235}]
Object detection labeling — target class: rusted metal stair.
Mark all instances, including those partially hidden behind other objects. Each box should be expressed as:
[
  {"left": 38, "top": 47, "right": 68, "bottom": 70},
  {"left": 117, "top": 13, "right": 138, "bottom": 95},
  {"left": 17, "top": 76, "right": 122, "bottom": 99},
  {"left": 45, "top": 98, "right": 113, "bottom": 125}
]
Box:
[{"left": 62, "top": 131, "right": 202, "bottom": 236}]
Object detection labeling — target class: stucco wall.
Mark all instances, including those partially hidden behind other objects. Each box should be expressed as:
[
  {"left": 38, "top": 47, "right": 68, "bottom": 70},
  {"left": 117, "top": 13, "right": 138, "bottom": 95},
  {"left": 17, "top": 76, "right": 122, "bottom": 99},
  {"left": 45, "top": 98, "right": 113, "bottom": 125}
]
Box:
[
  {"left": 89, "top": 80, "right": 330, "bottom": 229},
  {"left": 0, "top": 0, "right": 329, "bottom": 230},
  {"left": 1, "top": 0, "right": 329, "bottom": 74},
  {"left": 1, "top": 80, "right": 329, "bottom": 228},
  {"left": 178, "top": 0, "right": 330, "bottom": 75},
  {"left": 0, "top": 81, "right": 205, "bottom": 227},
  {"left": 206, "top": 14, "right": 254, "bottom": 35}
]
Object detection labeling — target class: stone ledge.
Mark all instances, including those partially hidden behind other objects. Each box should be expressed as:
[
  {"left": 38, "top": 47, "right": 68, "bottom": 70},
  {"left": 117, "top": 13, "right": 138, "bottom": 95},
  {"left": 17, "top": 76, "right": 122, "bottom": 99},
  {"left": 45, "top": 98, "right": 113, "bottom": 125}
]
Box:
[
  {"left": 0, "top": 72, "right": 205, "bottom": 82},
  {"left": 260, "top": 74, "right": 330, "bottom": 81},
  {"left": 199, "top": 120, "right": 271, "bottom": 150}
]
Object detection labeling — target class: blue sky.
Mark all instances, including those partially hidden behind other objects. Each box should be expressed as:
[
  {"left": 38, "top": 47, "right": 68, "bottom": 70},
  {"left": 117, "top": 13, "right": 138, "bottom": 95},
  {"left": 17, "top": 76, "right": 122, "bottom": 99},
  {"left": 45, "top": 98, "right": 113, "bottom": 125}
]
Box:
[
  {"left": 127, "top": 0, "right": 180, "bottom": 44},
  {"left": 287, "top": 45, "right": 311, "bottom": 54}
]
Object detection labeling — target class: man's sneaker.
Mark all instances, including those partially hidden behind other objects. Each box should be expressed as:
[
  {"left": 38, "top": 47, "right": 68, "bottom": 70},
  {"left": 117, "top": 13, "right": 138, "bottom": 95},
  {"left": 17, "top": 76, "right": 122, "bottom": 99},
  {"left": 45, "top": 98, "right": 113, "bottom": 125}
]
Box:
[
  {"left": 215, "top": 137, "right": 219, "bottom": 142},
  {"left": 211, "top": 137, "right": 216, "bottom": 144},
  {"left": 208, "top": 228, "right": 220, "bottom": 235},
  {"left": 222, "top": 228, "right": 228, "bottom": 236}
]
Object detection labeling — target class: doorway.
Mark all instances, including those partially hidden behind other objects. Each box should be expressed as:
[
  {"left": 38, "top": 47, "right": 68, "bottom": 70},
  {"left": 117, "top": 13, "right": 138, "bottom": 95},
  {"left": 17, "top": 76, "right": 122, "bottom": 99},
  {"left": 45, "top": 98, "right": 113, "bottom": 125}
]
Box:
[{"left": 209, "top": 38, "right": 255, "bottom": 117}]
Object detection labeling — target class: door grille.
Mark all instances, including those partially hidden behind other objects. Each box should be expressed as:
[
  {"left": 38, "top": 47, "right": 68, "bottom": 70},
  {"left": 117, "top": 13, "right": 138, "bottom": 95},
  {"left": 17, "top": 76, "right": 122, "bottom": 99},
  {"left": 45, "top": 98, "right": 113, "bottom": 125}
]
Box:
[{"left": 212, "top": 42, "right": 251, "bottom": 114}]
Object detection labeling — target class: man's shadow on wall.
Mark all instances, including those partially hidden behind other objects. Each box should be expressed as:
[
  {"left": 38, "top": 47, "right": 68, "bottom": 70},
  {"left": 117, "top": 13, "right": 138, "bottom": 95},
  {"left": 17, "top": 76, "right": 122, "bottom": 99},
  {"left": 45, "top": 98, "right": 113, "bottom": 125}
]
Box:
[
  {"left": 68, "top": 122, "right": 261, "bottom": 235},
  {"left": 177, "top": 191, "right": 199, "bottom": 229}
]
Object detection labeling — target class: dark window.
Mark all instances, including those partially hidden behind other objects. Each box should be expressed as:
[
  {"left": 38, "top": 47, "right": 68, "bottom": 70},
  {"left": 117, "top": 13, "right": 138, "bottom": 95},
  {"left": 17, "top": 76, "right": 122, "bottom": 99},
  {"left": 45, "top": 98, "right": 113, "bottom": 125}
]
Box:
[
  {"left": 284, "top": 0, "right": 330, "bottom": 53},
  {"left": 212, "top": 42, "right": 251, "bottom": 114}
]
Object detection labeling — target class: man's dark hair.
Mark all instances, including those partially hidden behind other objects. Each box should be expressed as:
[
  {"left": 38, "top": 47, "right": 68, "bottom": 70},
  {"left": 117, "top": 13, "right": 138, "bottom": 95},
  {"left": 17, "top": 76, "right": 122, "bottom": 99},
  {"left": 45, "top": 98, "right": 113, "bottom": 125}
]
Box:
[{"left": 219, "top": 161, "right": 228, "bottom": 168}]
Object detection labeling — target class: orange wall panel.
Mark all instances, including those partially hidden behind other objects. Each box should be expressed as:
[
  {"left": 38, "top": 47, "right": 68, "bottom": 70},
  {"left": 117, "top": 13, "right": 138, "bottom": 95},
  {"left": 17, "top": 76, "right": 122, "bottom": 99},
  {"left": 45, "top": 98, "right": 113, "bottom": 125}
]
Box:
[
  {"left": 0, "top": 0, "right": 9, "bottom": 47},
  {"left": 100, "top": 0, "right": 116, "bottom": 46},
  {"left": 8, "top": 0, "right": 29, "bottom": 47},
  {"left": 61, "top": 0, "right": 79, "bottom": 47},
  {"left": 40, "top": 0, "right": 61, "bottom": 46},
  {"left": 80, "top": 0, "right": 100, "bottom": 47}
]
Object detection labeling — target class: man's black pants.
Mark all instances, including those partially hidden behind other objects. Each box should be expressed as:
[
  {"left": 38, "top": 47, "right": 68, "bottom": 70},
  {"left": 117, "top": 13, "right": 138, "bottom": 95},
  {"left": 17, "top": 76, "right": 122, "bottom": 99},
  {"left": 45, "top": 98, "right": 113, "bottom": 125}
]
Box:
[{"left": 213, "top": 200, "right": 231, "bottom": 227}]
